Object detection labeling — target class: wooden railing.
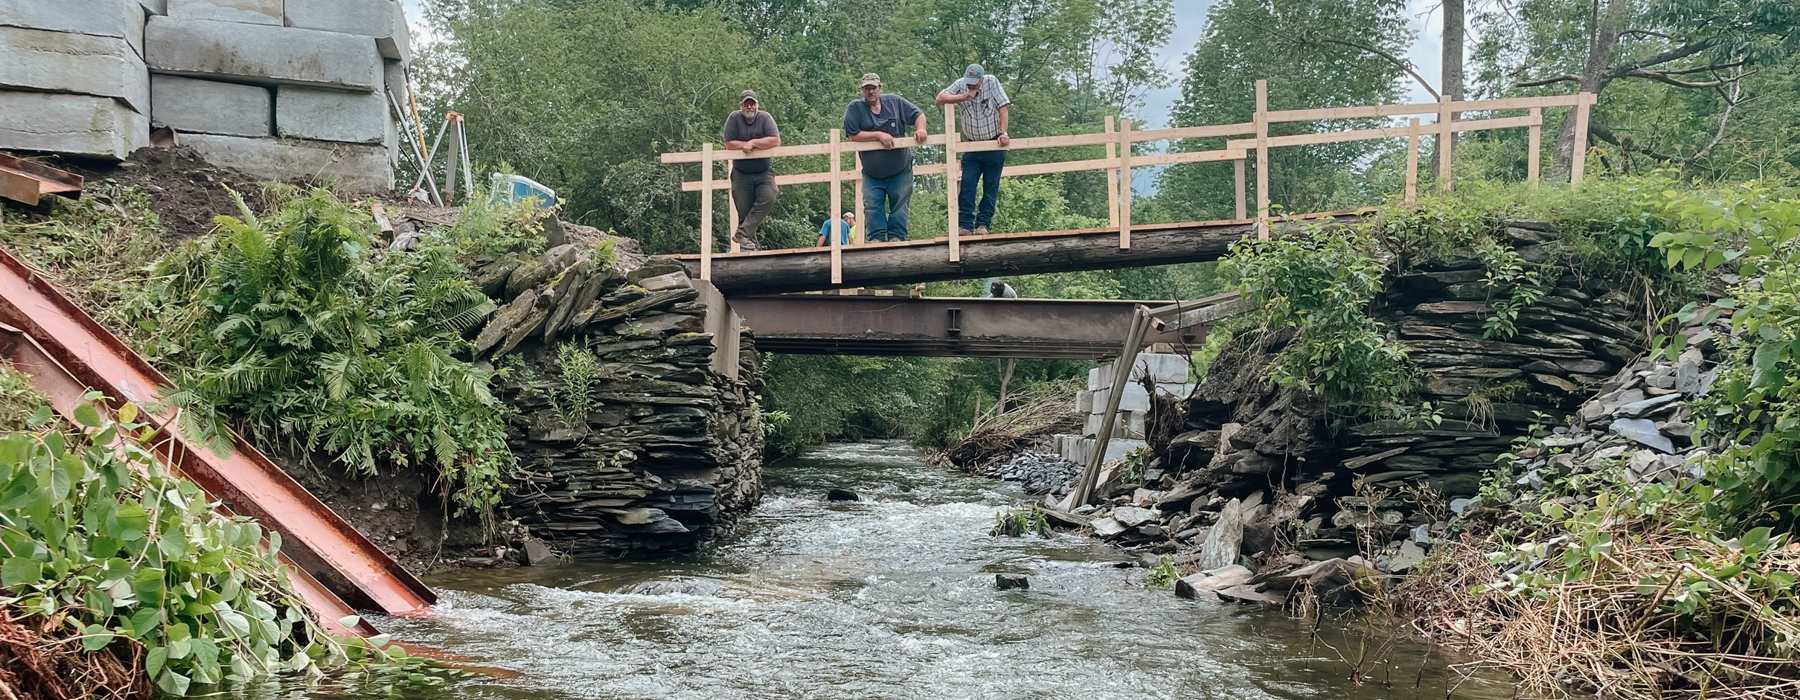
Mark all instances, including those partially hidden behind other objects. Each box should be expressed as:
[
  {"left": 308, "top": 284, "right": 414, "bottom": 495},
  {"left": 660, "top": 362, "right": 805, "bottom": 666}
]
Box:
[{"left": 660, "top": 80, "right": 1596, "bottom": 283}]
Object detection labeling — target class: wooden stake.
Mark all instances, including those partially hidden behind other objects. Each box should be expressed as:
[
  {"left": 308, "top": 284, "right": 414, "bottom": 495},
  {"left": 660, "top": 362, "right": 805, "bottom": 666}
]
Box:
[
  {"left": 945, "top": 104, "right": 960, "bottom": 262},
  {"left": 700, "top": 142, "right": 713, "bottom": 280},
  {"left": 1233, "top": 157, "right": 1247, "bottom": 220},
  {"left": 727, "top": 160, "right": 740, "bottom": 253},
  {"left": 1104, "top": 115, "right": 1120, "bottom": 228},
  {"left": 1527, "top": 107, "right": 1541, "bottom": 188},
  {"left": 853, "top": 161, "right": 865, "bottom": 245},
  {"left": 1437, "top": 95, "right": 1453, "bottom": 192},
  {"left": 1118, "top": 119, "right": 1132, "bottom": 249},
  {"left": 1571, "top": 92, "right": 1593, "bottom": 186},
  {"left": 1255, "top": 79, "right": 1269, "bottom": 239},
  {"left": 1072, "top": 308, "right": 1149, "bottom": 507},
  {"left": 1404, "top": 117, "right": 1420, "bottom": 203},
  {"left": 829, "top": 128, "right": 843, "bottom": 285}
]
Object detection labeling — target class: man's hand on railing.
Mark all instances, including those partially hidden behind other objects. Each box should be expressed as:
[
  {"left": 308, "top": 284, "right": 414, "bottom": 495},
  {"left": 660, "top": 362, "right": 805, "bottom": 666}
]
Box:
[
  {"left": 876, "top": 132, "right": 896, "bottom": 148},
  {"left": 914, "top": 128, "right": 928, "bottom": 145}
]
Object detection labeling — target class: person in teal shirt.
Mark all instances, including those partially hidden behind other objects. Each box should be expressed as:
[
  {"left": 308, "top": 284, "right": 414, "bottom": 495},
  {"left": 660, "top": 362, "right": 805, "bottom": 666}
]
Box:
[{"left": 817, "top": 212, "right": 857, "bottom": 247}]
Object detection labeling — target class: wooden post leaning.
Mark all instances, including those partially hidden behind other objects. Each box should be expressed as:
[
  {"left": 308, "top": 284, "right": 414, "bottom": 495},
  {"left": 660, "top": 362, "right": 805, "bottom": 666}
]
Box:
[
  {"left": 945, "top": 104, "right": 960, "bottom": 262},
  {"left": 1071, "top": 307, "right": 1149, "bottom": 507},
  {"left": 700, "top": 142, "right": 713, "bottom": 280},
  {"left": 1104, "top": 115, "right": 1120, "bottom": 228},
  {"left": 1571, "top": 92, "right": 1594, "bottom": 186},
  {"left": 1254, "top": 79, "right": 1270, "bottom": 238},
  {"left": 1437, "top": 95, "right": 1453, "bottom": 192},
  {"left": 727, "top": 160, "right": 740, "bottom": 253},
  {"left": 1404, "top": 117, "right": 1420, "bottom": 202},
  {"left": 1527, "top": 107, "right": 1542, "bottom": 188},
  {"left": 829, "top": 128, "right": 843, "bottom": 285},
  {"left": 1118, "top": 119, "right": 1132, "bottom": 249}
]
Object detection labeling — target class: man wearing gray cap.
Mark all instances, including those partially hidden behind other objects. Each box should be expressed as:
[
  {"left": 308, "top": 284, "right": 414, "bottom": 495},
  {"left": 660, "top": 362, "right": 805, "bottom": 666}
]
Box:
[
  {"left": 936, "top": 64, "right": 1011, "bottom": 236},
  {"left": 723, "top": 89, "right": 781, "bottom": 251},
  {"left": 844, "top": 73, "right": 928, "bottom": 242}
]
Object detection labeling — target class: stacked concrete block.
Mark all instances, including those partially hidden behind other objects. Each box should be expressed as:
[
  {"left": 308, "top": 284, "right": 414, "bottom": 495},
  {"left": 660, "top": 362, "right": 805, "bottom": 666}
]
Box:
[
  {"left": 1056, "top": 353, "right": 1193, "bottom": 466},
  {"left": 134, "top": 0, "right": 409, "bottom": 191},
  {"left": 0, "top": 0, "right": 152, "bottom": 159}
]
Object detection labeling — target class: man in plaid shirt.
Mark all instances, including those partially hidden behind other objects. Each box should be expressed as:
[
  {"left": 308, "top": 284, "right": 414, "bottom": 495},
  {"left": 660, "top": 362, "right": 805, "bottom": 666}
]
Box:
[{"left": 936, "top": 63, "right": 1011, "bottom": 235}]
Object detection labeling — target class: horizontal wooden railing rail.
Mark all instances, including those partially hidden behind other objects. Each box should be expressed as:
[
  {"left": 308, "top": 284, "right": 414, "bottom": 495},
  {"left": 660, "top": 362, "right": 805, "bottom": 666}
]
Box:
[{"left": 661, "top": 82, "right": 1596, "bottom": 283}]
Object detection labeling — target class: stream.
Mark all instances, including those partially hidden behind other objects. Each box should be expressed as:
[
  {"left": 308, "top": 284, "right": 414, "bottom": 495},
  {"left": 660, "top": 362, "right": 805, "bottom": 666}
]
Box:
[{"left": 351, "top": 441, "right": 1514, "bottom": 699}]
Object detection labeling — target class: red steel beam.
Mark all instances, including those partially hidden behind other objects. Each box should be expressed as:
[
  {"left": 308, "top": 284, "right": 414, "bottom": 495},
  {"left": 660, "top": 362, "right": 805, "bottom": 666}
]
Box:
[{"left": 0, "top": 249, "right": 433, "bottom": 619}]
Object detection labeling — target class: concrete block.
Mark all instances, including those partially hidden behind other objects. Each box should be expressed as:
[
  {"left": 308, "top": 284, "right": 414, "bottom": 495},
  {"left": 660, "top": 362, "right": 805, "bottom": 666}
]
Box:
[
  {"left": 183, "top": 133, "right": 393, "bottom": 192},
  {"left": 140, "top": 0, "right": 169, "bottom": 14},
  {"left": 1138, "top": 353, "right": 1189, "bottom": 383},
  {"left": 0, "top": 27, "right": 150, "bottom": 114},
  {"left": 0, "top": 91, "right": 148, "bottom": 160},
  {"left": 151, "top": 74, "right": 269, "bottom": 136},
  {"left": 1103, "top": 438, "right": 1147, "bottom": 463},
  {"left": 1091, "top": 387, "right": 1108, "bottom": 411},
  {"left": 1154, "top": 382, "right": 1196, "bottom": 399},
  {"left": 1074, "top": 390, "right": 1093, "bottom": 413},
  {"left": 1115, "top": 384, "right": 1150, "bottom": 412},
  {"left": 145, "top": 16, "right": 379, "bottom": 91},
  {"left": 0, "top": 0, "right": 148, "bottom": 57},
  {"left": 382, "top": 58, "right": 407, "bottom": 106},
  {"left": 276, "top": 85, "right": 386, "bottom": 143},
  {"left": 167, "top": 0, "right": 282, "bottom": 26},
  {"left": 284, "top": 0, "right": 409, "bottom": 62},
  {"left": 1088, "top": 366, "right": 1105, "bottom": 391}
]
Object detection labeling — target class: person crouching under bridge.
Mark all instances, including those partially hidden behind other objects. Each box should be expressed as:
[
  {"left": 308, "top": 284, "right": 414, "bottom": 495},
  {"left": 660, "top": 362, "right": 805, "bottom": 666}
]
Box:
[
  {"left": 845, "top": 73, "right": 927, "bottom": 242},
  {"left": 723, "top": 89, "right": 781, "bottom": 251},
  {"left": 936, "top": 63, "right": 1010, "bottom": 236}
]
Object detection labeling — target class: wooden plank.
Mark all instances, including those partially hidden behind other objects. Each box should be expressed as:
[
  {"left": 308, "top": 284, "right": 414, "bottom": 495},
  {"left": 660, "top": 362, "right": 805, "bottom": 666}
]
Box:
[
  {"left": 662, "top": 133, "right": 951, "bottom": 163},
  {"left": 1160, "top": 296, "right": 1256, "bottom": 332},
  {"left": 946, "top": 104, "right": 960, "bottom": 262},
  {"left": 1437, "top": 96, "right": 1453, "bottom": 192},
  {"left": 1118, "top": 119, "right": 1132, "bottom": 249},
  {"left": 1233, "top": 156, "right": 1246, "bottom": 220},
  {"left": 1404, "top": 118, "right": 1420, "bottom": 202},
  {"left": 830, "top": 128, "right": 842, "bottom": 285},
  {"left": 1104, "top": 115, "right": 1119, "bottom": 228},
  {"left": 1528, "top": 107, "right": 1541, "bottom": 188},
  {"left": 1224, "top": 114, "right": 1541, "bottom": 151},
  {"left": 854, "top": 162, "right": 865, "bottom": 244},
  {"left": 1265, "top": 94, "right": 1585, "bottom": 123},
  {"left": 701, "top": 142, "right": 713, "bottom": 280},
  {"left": 1571, "top": 92, "right": 1593, "bottom": 186},
  {"left": 1255, "top": 79, "right": 1270, "bottom": 238},
  {"left": 680, "top": 148, "right": 1241, "bottom": 191},
  {"left": 728, "top": 160, "right": 740, "bottom": 253},
  {"left": 665, "top": 121, "right": 1257, "bottom": 163}
]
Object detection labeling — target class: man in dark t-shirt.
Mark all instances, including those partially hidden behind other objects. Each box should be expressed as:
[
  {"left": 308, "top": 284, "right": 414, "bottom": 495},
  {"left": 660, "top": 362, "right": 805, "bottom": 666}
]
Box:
[
  {"left": 723, "top": 89, "right": 781, "bottom": 251},
  {"left": 844, "top": 73, "right": 927, "bottom": 242}
]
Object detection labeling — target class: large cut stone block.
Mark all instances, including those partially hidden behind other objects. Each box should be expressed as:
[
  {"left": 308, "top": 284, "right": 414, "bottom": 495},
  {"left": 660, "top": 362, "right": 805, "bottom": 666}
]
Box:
[
  {"left": 0, "top": 91, "right": 148, "bottom": 160},
  {"left": 167, "top": 0, "right": 282, "bottom": 26},
  {"left": 145, "top": 16, "right": 379, "bottom": 91},
  {"left": 1138, "top": 353, "right": 1190, "bottom": 383},
  {"left": 284, "top": 0, "right": 410, "bottom": 62},
  {"left": 0, "top": 0, "right": 148, "bottom": 57},
  {"left": 0, "top": 27, "right": 150, "bottom": 114},
  {"left": 275, "top": 85, "right": 386, "bottom": 143},
  {"left": 151, "top": 75, "right": 269, "bottom": 137},
  {"left": 140, "top": 0, "right": 169, "bottom": 14},
  {"left": 183, "top": 133, "right": 393, "bottom": 192}
]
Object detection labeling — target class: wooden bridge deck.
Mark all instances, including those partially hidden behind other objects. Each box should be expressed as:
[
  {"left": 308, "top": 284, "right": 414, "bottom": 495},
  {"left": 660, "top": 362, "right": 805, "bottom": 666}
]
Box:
[{"left": 669, "top": 212, "right": 1367, "bottom": 296}]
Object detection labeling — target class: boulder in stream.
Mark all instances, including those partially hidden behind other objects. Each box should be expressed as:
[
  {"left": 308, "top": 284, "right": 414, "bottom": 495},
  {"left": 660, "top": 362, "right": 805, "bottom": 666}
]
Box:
[
  {"left": 827, "top": 488, "right": 860, "bottom": 501},
  {"left": 995, "top": 573, "right": 1030, "bottom": 590}
]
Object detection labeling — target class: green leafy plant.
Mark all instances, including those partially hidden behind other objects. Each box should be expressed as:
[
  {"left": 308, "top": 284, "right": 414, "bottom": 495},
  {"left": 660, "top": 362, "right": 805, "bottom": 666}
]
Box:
[
  {"left": 990, "top": 507, "right": 1051, "bottom": 538},
  {"left": 1145, "top": 554, "right": 1182, "bottom": 590},
  {"left": 551, "top": 344, "right": 602, "bottom": 426}
]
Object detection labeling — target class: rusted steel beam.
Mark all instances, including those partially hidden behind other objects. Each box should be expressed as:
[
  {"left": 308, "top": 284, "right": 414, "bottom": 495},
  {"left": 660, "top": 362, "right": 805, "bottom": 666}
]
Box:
[
  {"left": 668, "top": 212, "right": 1370, "bottom": 296},
  {"left": 731, "top": 295, "right": 1209, "bottom": 359},
  {"left": 0, "top": 249, "right": 433, "bottom": 619},
  {"left": 0, "top": 153, "right": 83, "bottom": 207}
]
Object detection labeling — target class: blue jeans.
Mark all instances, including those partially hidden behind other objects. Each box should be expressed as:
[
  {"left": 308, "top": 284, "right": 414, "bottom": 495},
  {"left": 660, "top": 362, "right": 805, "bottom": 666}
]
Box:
[
  {"left": 959, "top": 150, "right": 1005, "bottom": 230},
  {"left": 862, "top": 170, "right": 913, "bottom": 242}
]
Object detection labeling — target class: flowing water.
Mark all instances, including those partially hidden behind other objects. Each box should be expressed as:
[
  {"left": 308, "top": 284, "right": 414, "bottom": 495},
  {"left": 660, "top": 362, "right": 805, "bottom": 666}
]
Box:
[{"left": 351, "top": 441, "right": 1514, "bottom": 699}]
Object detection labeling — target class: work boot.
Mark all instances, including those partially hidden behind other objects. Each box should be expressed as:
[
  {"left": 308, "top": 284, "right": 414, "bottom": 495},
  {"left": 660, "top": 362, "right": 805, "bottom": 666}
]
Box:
[
  {"left": 957, "top": 227, "right": 973, "bottom": 237},
  {"left": 973, "top": 226, "right": 989, "bottom": 235},
  {"left": 732, "top": 233, "right": 759, "bottom": 252}
]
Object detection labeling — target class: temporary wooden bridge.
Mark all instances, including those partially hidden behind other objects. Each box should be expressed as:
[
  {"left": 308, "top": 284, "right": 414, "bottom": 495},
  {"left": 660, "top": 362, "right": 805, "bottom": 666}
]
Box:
[{"left": 662, "top": 81, "right": 1595, "bottom": 292}]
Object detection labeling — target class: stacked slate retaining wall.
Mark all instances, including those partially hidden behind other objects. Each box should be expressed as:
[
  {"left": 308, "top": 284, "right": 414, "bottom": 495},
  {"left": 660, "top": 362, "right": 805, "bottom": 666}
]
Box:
[
  {"left": 1, "top": 0, "right": 408, "bottom": 191},
  {"left": 437, "top": 225, "right": 764, "bottom": 558}
]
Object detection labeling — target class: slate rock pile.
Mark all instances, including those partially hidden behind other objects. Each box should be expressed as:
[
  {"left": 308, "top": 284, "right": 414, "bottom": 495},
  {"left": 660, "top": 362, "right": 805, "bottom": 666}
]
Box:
[
  {"left": 980, "top": 451, "right": 1083, "bottom": 496},
  {"left": 454, "top": 239, "right": 764, "bottom": 559}
]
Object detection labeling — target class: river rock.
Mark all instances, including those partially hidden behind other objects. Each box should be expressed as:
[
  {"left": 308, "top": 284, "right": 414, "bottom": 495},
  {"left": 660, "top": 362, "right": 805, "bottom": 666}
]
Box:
[
  {"left": 826, "top": 488, "right": 859, "bottom": 502},
  {"left": 1111, "top": 505, "right": 1157, "bottom": 528},
  {"left": 522, "top": 537, "right": 559, "bottom": 567},
  {"left": 1193, "top": 498, "right": 1243, "bottom": 570},
  {"left": 1609, "top": 418, "right": 1674, "bottom": 453},
  {"left": 1089, "top": 516, "right": 1126, "bottom": 538},
  {"left": 1215, "top": 585, "right": 1286, "bottom": 605},
  {"left": 1174, "top": 564, "right": 1253, "bottom": 599},
  {"left": 995, "top": 573, "right": 1030, "bottom": 590}
]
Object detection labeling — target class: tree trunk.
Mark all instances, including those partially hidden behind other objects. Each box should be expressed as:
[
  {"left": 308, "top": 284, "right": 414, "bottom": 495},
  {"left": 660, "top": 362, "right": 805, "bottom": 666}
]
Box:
[
  {"left": 1437, "top": 0, "right": 1465, "bottom": 178},
  {"left": 1551, "top": 0, "right": 1627, "bottom": 179}
]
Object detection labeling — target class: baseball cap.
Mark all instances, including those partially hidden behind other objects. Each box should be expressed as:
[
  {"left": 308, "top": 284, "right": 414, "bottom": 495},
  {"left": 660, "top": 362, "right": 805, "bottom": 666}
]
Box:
[
  {"left": 963, "top": 64, "right": 985, "bottom": 86},
  {"left": 739, "top": 89, "right": 759, "bottom": 104},
  {"left": 860, "top": 73, "right": 882, "bottom": 88}
]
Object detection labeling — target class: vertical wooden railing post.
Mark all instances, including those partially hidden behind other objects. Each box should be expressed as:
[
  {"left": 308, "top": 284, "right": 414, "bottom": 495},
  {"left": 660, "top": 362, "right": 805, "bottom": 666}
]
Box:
[
  {"left": 700, "top": 142, "right": 713, "bottom": 280},
  {"left": 1233, "top": 157, "right": 1247, "bottom": 220},
  {"left": 727, "top": 160, "right": 740, "bottom": 253},
  {"left": 1405, "top": 117, "right": 1420, "bottom": 203},
  {"left": 945, "top": 104, "right": 960, "bottom": 262},
  {"left": 853, "top": 161, "right": 865, "bottom": 245},
  {"left": 1117, "top": 119, "right": 1132, "bottom": 249},
  {"left": 1571, "top": 92, "right": 1593, "bottom": 186},
  {"left": 829, "top": 128, "right": 843, "bottom": 285},
  {"left": 1527, "top": 107, "right": 1542, "bottom": 188},
  {"left": 1437, "top": 95, "right": 1453, "bottom": 192},
  {"left": 1104, "top": 115, "right": 1120, "bottom": 229},
  {"left": 1254, "top": 79, "right": 1269, "bottom": 239}
]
